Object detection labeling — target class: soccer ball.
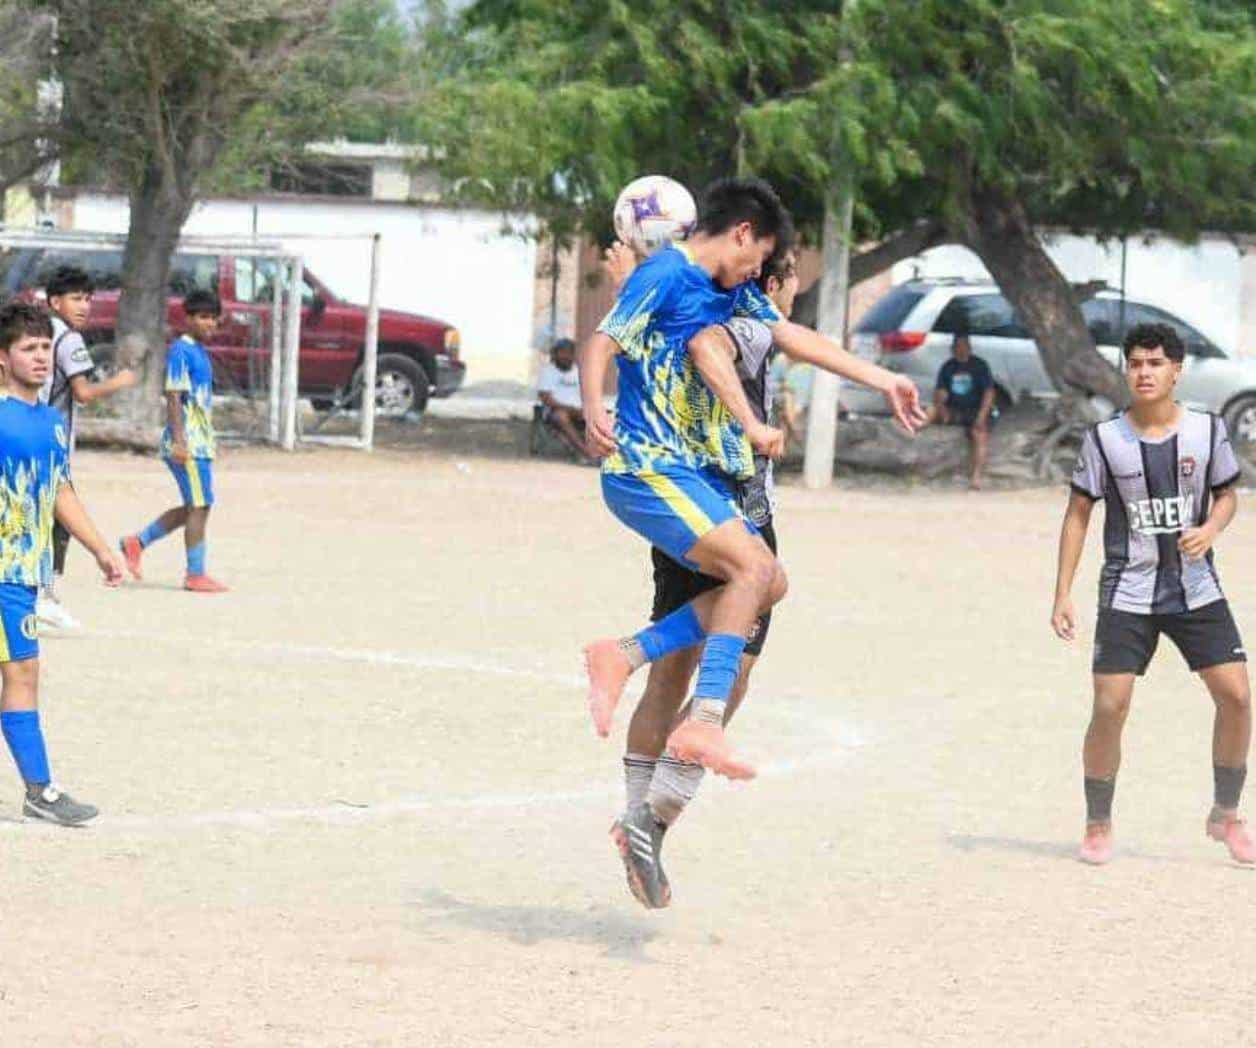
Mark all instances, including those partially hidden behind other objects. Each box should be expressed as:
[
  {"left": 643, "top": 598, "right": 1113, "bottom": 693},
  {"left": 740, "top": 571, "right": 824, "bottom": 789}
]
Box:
[{"left": 613, "top": 175, "right": 697, "bottom": 257}]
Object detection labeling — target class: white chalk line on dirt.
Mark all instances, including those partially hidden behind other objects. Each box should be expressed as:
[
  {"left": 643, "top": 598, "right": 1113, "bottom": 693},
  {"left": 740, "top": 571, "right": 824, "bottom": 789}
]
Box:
[
  {"left": 94, "top": 628, "right": 587, "bottom": 687},
  {"left": 0, "top": 742, "right": 861, "bottom": 836}
]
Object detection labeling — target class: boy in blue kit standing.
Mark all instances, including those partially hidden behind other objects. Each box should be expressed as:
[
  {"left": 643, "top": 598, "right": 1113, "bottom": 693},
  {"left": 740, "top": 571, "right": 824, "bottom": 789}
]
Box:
[
  {"left": 0, "top": 303, "right": 123, "bottom": 824},
  {"left": 119, "top": 290, "right": 228, "bottom": 593}
]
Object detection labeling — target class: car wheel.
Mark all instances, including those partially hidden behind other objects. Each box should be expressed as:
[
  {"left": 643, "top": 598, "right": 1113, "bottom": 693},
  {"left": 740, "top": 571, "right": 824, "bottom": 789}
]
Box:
[
  {"left": 365, "top": 354, "right": 430, "bottom": 420},
  {"left": 1223, "top": 395, "right": 1256, "bottom": 451}
]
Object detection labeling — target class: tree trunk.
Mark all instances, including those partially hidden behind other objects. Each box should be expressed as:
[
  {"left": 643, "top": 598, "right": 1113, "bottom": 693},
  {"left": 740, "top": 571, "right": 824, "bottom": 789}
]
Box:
[
  {"left": 112, "top": 163, "right": 197, "bottom": 431},
  {"left": 961, "top": 183, "right": 1127, "bottom": 407},
  {"left": 792, "top": 220, "right": 945, "bottom": 330}
]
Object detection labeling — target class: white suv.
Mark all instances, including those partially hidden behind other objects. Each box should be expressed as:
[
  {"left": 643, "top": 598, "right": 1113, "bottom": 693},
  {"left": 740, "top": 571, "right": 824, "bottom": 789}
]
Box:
[{"left": 843, "top": 280, "right": 1256, "bottom": 446}]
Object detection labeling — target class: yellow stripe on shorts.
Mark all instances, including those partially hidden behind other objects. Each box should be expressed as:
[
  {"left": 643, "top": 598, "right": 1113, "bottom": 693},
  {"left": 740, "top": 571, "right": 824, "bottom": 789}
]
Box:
[
  {"left": 187, "top": 461, "right": 206, "bottom": 507},
  {"left": 639, "top": 471, "right": 715, "bottom": 539},
  {"left": 0, "top": 618, "right": 10, "bottom": 662}
]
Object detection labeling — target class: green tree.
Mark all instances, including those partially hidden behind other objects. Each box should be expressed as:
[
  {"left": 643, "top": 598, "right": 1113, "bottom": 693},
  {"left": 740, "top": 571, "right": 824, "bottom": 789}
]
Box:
[
  {"left": 412, "top": 0, "right": 1255, "bottom": 407},
  {"left": 0, "top": 3, "right": 56, "bottom": 215},
  {"left": 16, "top": 0, "right": 408, "bottom": 428}
]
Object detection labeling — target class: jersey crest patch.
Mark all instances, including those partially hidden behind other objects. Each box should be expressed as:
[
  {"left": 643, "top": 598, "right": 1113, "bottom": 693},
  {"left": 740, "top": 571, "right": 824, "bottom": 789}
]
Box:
[{"left": 1180, "top": 456, "right": 1196, "bottom": 478}]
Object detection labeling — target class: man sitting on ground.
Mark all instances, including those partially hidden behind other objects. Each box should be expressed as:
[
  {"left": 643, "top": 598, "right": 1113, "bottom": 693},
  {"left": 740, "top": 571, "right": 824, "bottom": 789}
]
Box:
[
  {"left": 537, "top": 337, "right": 590, "bottom": 462},
  {"left": 926, "top": 331, "right": 997, "bottom": 489}
]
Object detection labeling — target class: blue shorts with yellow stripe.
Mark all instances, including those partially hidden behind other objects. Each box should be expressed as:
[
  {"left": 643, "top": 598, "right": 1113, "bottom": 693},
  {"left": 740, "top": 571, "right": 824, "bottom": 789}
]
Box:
[
  {"left": 602, "top": 464, "right": 753, "bottom": 570},
  {"left": 165, "top": 457, "right": 215, "bottom": 508},
  {"left": 0, "top": 584, "right": 39, "bottom": 663}
]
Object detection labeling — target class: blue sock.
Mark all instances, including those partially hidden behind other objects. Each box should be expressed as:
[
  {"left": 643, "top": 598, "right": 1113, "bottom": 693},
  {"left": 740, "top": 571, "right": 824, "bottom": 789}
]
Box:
[
  {"left": 693, "top": 633, "right": 747, "bottom": 704},
  {"left": 137, "top": 519, "right": 169, "bottom": 548},
  {"left": 186, "top": 542, "right": 206, "bottom": 576},
  {"left": 633, "top": 603, "right": 706, "bottom": 663},
  {"left": 1, "top": 711, "right": 51, "bottom": 785}
]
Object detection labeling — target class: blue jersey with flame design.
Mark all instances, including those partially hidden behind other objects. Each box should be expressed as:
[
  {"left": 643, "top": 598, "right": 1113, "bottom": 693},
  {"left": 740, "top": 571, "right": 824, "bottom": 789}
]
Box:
[
  {"left": 597, "top": 244, "right": 781, "bottom": 480},
  {"left": 0, "top": 396, "right": 69, "bottom": 586},
  {"left": 161, "top": 335, "right": 216, "bottom": 460}
]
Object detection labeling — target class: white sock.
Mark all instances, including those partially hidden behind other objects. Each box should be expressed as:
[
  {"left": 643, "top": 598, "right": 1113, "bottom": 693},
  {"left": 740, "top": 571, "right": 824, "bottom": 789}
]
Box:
[
  {"left": 623, "top": 753, "right": 657, "bottom": 811},
  {"left": 647, "top": 753, "right": 706, "bottom": 824}
]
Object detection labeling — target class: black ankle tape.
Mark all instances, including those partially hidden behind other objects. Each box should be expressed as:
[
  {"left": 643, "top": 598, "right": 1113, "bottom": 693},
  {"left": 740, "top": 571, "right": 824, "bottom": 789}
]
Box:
[{"left": 1084, "top": 777, "right": 1115, "bottom": 822}]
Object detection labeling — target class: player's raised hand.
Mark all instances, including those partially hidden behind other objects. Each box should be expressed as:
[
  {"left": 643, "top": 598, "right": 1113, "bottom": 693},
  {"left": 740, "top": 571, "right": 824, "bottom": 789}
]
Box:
[
  {"left": 1051, "top": 595, "right": 1077, "bottom": 641},
  {"left": 1178, "top": 524, "right": 1217, "bottom": 561},
  {"left": 884, "top": 376, "right": 928, "bottom": 434},
  {"left": 96, "top": 548, "right": 124, "bottom": 588},
  {"left": 585, "top": 407, "right": 617, "bottom": 460},
  {"left": 747, "top": 422, "right": 786, "bottom": 460},
  {"left": 602, "top": 241, "right": 639, "bottom": 293}
]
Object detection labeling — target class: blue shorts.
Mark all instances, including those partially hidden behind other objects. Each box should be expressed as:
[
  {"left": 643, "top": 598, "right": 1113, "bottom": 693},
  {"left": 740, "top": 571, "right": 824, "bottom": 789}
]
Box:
[
  {"left": 0, "top": 584, "right": 38, "bottom": 663},
  {"left": 165, "top": 457, "right": 215, "bottom": 508},
  {"left": 602, "top": 464, "right": 751, "bottom": 570}
]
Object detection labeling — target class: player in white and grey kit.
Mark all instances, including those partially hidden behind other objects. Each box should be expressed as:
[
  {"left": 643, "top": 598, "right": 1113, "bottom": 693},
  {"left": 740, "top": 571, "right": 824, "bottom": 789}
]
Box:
[
  {"left": 37, "top": 266, "right": 137, "bottom": 628},
  {"left": 1053, "top": 321, "right": 1254, "bottom": 866}
]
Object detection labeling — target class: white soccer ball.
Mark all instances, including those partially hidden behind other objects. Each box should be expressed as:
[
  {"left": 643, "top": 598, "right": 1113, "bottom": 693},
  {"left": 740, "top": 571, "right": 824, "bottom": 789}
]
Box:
[{"left": 613, "top": 175, "right": 697, "bottom": 257}]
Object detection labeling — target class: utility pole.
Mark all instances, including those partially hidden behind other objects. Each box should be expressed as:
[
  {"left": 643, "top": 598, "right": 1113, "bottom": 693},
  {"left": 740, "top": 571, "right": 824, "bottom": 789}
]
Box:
[
  {"left": 802, "top": 0, "right": 858, "bottom": 490},
  {"left": 802, "top": 184, "right": 855, "bottom": 488}
]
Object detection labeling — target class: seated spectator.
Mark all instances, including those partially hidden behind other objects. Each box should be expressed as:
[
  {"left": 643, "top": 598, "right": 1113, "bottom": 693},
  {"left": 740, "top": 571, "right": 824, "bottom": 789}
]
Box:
[
  {"left": 925, "top": 332, "right": 997, "bottom": 490},
  {"left": 537, "top": 337, "right": 590, "bottom": 462}
]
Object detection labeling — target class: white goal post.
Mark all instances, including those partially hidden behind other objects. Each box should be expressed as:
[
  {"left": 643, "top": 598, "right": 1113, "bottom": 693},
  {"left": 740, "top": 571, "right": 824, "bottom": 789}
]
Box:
[{"left": 0, "top": 227, "right": 383, "bottom": 451}]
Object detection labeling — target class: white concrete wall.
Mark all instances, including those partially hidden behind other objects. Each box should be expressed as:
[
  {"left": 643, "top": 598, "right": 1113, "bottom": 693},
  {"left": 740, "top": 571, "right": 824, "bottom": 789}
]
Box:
[
  {"left": 70, "top": 193, "right": 539, "bottom": 383},
  {"left": 892, "top": 233, "right": 1248, "bottom": 355}
]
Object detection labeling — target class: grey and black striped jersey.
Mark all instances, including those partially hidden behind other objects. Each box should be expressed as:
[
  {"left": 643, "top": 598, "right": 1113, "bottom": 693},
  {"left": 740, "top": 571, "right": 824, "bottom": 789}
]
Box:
[
  {"left": 1072, "top": 408, "right": 1241, "bottom": 615},
  {"left": 723, "top": 316, "right": 776, "bottom": 526}
]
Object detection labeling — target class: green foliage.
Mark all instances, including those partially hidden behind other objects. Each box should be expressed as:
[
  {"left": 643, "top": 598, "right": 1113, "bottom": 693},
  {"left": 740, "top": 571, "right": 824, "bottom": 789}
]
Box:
[
  {"left": 30, "top": 0, "right": 409, "bottom": 197},
  {"left": 410, "top": 0, "right": 1255, "bottom": 244},
  {"left": 409, "top": 0, "right": 845, "bottom": 239}
]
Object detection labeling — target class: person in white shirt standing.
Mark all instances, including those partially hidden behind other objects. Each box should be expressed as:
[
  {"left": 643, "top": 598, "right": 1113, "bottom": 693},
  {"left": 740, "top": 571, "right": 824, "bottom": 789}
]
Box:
[
  {"left": 536, "top": 337, "right": 590, "bottom": 462},
  {"left": 37, "top": 266, "right": 136, "bottom": 629}
]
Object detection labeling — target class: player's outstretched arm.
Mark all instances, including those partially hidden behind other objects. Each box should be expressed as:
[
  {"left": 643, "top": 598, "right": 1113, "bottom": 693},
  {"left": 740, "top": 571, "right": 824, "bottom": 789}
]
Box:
[
  {"left": 54, "top": 485, "right": 123, "bottom": 587},
  {"left": 1180, "top": 484, "right": 1238, "bottom": 561},
  {"left": 689, "top": 326, "right": 784, "bottom": 459},
  {"left": 70, "top": 370, "right": 138, "bottom": 405},
  {"left": 1052, "top": 491, "right": 1094, "bottom": 640},
  {"left": 578, "top": 332, "right": 618, "bottom": 459},
  {"left": 769, "top": 320, "right": 927, "bottom": 433}
]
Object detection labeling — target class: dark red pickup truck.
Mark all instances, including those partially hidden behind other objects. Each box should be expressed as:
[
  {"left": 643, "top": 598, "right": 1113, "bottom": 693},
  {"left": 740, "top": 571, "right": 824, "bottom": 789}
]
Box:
[{"left": 0, "top": 245, "right": 465, "bottom": 416}]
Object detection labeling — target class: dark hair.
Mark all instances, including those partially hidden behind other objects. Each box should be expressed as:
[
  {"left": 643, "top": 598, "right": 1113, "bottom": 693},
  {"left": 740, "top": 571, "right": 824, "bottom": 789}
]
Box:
[
  {"left": 45, "top": 265, "right": 93, "bottom": 298},
  {"left": 755, "top": 249, "right": 796, "bottom": 294},
  {"left": 551, "top": 337, "right": 575, "bottom": 356},
  {"left": 1123, "top": 321, "right": 1183, "bottom": 362},
  {"left": 0, "top": 301, "right": 53, "bottom": 349},
  {"left": 183, "top": 289, "right": 221, "bottom": 317},
  {"left": 695, "top": 176, "right": 794, "bottom": 252}
]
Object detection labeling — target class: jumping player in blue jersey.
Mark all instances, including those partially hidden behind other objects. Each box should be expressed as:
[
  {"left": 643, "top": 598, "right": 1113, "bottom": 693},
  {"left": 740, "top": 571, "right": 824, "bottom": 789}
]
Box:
[
  {"left": 0, "top": 303, "right": 123, "bottom": 825},
  {"left": 578, "top": 177, "right": 926, "bottom": 789}
]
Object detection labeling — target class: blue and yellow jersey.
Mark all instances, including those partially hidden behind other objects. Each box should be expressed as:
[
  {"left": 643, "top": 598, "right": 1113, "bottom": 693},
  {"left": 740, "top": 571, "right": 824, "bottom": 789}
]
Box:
[
  {"left": 161, "top": 335, "right": 216, "bottom": 460},
  {"left": 598, "top": 245, "right": 781, "bottom": 480},
  {"left": 0, "top": 396, "right": 69, "bottom": 587}
]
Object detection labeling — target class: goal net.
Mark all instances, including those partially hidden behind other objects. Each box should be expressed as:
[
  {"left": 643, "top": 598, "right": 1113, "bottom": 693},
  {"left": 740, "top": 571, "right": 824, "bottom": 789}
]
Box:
[{"left": 0, "top": 227, "right": 382, "bottom": 451}]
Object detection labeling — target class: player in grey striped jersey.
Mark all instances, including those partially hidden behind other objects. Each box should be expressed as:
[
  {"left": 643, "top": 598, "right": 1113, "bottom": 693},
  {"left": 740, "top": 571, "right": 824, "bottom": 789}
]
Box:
[{"left": 1053, "top": 322, "right": 1254, "bottom": 866}]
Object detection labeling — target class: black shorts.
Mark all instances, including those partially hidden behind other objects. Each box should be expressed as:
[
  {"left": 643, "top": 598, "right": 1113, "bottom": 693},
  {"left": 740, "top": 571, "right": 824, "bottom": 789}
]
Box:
[
  {"left": 650, "top": 519, "right": 778, "bottom": 658},
  {"left": 1093, "top": 600, "right": 1247, "bottom": 676},
  {"left": 951, "top": 408, "right": 997, "bottom": 433}
]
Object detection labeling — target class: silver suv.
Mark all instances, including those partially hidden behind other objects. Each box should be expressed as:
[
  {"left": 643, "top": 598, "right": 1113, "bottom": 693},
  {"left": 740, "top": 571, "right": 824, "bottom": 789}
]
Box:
[{"left": 843, "top": 280, "right": 1256, "bottom": 446}]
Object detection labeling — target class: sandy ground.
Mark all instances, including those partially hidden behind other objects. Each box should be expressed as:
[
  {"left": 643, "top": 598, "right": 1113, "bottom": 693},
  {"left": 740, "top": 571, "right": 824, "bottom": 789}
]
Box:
[{"left": 4, "top": 441, "right": 1255, "bottom": 1047}]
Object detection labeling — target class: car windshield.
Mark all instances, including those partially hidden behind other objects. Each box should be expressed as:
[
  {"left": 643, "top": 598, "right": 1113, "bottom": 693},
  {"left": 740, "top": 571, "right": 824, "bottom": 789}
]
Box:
[{"left": 855, "top": 285, "right": 926, "bottom": 333}]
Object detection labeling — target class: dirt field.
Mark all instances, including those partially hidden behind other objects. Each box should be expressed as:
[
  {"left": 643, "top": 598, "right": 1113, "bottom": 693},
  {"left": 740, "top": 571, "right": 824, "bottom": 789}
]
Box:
[{"left": 5, "top": 442, "right": 1254, "bottom": 1047}]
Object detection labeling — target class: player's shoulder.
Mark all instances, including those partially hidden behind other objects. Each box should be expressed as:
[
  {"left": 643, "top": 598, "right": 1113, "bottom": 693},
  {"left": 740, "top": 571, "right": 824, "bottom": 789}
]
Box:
[{"left": 723, "top": 315, "right": 773, "bottom": 355}]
